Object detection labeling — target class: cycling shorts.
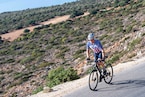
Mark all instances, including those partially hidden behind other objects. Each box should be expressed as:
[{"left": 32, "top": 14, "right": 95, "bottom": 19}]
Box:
[{"left": 94, "top": 52, "right": 102, "bottom": 62}]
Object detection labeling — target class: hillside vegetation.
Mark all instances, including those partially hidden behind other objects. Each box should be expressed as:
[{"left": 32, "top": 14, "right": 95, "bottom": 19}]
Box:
[
  {"left": 0, "top": 0, "right": 112, "bottom": 35},
  {"left": 1, "top": 0, "right": 145, "bottom": 96}
]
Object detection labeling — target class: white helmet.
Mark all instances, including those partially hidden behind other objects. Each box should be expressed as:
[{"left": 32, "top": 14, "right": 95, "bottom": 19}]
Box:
[{"left": 87, "top": 33, "right": 94, "bottom": 40}]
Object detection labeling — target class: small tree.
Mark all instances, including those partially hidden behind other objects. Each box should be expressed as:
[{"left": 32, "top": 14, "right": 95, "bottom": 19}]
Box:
[
  {"left": 24, "top": 29, "right": 30, "bottom": 33},
  {"left": 70, "top": 10, "right": 84, "bottom": 18},
  {"left": 0, "top": 36, "right": 3, "bottom": 44},
  {"left": 89, "top": 8, "right": 99, "bottom": 15}
]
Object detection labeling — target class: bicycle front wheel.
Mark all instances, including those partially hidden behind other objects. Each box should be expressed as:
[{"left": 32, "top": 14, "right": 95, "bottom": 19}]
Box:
[
  {"left": 104, "top": 63, "right": 113, "bottom": 84},
  {"left": 88, "top": 70, "right": 98, "bottom": 91}
]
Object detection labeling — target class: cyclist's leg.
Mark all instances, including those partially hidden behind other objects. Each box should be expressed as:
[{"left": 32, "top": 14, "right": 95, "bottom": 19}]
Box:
[
  {"left": 98, "top": 52, "right": 107, "bottom": 75},
  {"left": 98, "top": 53, "right": 104, "bottom": 68},
  {"left": 94, "top": 53, "right": 98, "bottom": 62},
  {"left": 98, "top": 52, "right": 102, "bottom": 60},
  {"left": 94, "top": 53, "right": 103, "bottom": 68},
  {"left": 94, "top": 53, "right": 102, "bottom": 82}
]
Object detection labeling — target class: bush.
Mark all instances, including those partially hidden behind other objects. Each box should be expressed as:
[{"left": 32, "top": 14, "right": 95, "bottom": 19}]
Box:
[
  {"left": 6, "top": 58, "right": 15, "bottom": 63},
  {"left": 142, "top": 33, "right": 145, "bottom": 36},
  {"left": 89, "top": 8, "right": 99, "bottom": 15},
  {"left": 125, "top": 25, "right": 133, "bottom": 33},
  {"left": 70, "top": 10, "right": 84, "bottom": 18},
  {"left": 116, "top": 26, "right": 124, "bottom": 33},
  {"left": 32, "top": 86, "right": 43, "bottom": 94},
  {"left": 20, "top": 56, "right": 35, "bottom": 64},
  {"left": 129, "top": 38, "right": 141, "bottom": 50},
  {"left": 73, "top": 48, "right": 85, "bottom": 60},
  {"left": 0, "top": 36, "right": 3, "bottom": 44},
  {"left": 99, "top": 34, "right": 109, "bottom": 40},
  {"left": 47, "top": 66, "right": 79, "bottom": 88},
  {"left": 38, "top": 62, "right": 54, "bottom": 68},
  {"left": 114, "top": 0, "right": 130, "bottom": 7},
  {"left": 55, "top": 51, "right": 65, "bottom": 59},
  {"left": 107, "top": 54, "right": 120, "bottom": 64},
  {"left": 24, "top": 29, "right": 30, "bottom": 33}
]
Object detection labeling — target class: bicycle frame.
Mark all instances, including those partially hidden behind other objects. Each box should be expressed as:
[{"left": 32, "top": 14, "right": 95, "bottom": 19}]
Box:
[
  {"left": 93, "top": 61, "right": 104, "bottom": 78},
  {"left": 88, "top": 59, "right": 113, "bottom": 90}
]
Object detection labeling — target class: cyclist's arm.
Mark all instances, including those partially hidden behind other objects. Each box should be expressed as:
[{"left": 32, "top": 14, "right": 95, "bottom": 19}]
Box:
[
  {"left": 98, "top": 40, "right": 105, "bottom": 60},
  {"left": 102, "top": 49, "right": 105, "bottom": 60},
  {"left": 86, "top": 42, "right": 90, "bottom": 59},
  {"left": 86, "top": 48, "right": 90, "bottom": 59}
]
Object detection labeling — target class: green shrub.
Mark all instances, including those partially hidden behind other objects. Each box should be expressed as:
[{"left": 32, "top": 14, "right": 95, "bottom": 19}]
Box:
[
  {"left": 73, "top": 49, "right": 85, "bottom": 59},
  {"left": 129, "top": 38, "right": 141, "bottom": 50},
  {"left": 125, "top": 25, "right": 133, "bottom": 33},
  {"left": 32, "top": 86, "right": 43, "bottom": 94},
  {"left": 55, "top": 46, "right": 70, "bottom": 57},
  {"left": 107, "top": 54, "right": 120, "bottom": 64},
  {"left": 0, "top": 58, "right": 15, "bottom": 64},
  {"left": 6, "top": 59, "right": 15, "bottom": 63},
  {"left": 31, "top": 49, "right": 45, "bottom": 57},
  {"left": 14, "top": 72, "right": 24, "bottom": 80},
  {"left": 72, "top": 36, "right": 85, "bottom": 43},
  {"left": 47, "top": 66, "right": 79, "bottom": 88},
  {"left": 59, "top": 46, "right": 70, "bottom": 53},
  {"left": 142, "top": 33, "right": 145, "bottom": 36},
  {"left": 70, "top": 10, "right": 84, "bottom": 18},
  {"left": 116, "top": 26, "right": 124, "bottom": 33},
  {"left": 24, "top": 29, "right": 30, "bottom": 33},
  {"left": 89, "top": 8, "right": 99, "bottom": 15},
  {"left": 0, "top": 70, "right": 4, "bottom": 74},
  {"left": 99, "top": 34, "right": 109, "bottom": 40},
  {"left": 0, "top": 76, "right": 4, "bottom": 82},
  {"left": 75, "top": 49, "right": 85, "bottom": 55},
  {"left": 20, "top": 56, "right": 35, "bottom": 64},
  {"left": 38, "top": 62, "right": 54, "bottom": 68},
  {"left": 0, "top": 36, "right": 3, "bottom": 44},
  {"left": 77, "top": 43, "right": 85, "bottom": 47},
  {"left": 55, "top": 52, "right": 65, "bottom": 59}
]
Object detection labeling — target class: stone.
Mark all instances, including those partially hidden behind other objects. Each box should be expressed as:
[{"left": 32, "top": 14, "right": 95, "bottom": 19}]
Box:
[{"left": 43, "top": 87, "right": 53, "bottom": 93}]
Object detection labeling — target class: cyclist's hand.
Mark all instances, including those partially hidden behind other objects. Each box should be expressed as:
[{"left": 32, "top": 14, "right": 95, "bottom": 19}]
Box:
[
  {"left": 86, "top": 57, "right": 90, "bottom": 61},
  {"left": 102, "top": 57, "right": 105, "bottom": 61},
  {"left": 86, "top": 58, "right": 90, "bottom": 63}
]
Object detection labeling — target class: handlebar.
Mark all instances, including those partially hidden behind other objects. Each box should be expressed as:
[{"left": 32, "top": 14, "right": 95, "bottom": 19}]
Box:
[{"left": 86, "top": 56, "right": 108, "bottom": 63}]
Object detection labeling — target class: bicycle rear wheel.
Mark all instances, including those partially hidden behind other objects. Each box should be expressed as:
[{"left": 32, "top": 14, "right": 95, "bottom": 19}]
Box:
[
  {"left": 89, "top": 70, "right": 98, "bottom": 91},
  {"left": 104, "top": 63, "right": 113, "bottom": 84}
]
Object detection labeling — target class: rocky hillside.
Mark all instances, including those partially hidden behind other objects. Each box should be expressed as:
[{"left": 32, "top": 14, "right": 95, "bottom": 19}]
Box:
[{"left": 0, "top": 0, "right": 145, "bottom": 96}]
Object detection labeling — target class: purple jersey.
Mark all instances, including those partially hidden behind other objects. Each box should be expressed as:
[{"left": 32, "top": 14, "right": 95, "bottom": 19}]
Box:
[{"left": 86, "top": 40, "right": 103, "bottom": 53}]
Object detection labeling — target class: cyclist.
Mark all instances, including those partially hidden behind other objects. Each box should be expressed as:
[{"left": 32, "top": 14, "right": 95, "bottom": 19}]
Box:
[{"left": 86, "top": 33, "right": 106, "bottom": 81}]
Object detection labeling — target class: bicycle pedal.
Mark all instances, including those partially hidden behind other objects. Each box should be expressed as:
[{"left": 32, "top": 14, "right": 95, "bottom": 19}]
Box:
[
  {"left": 102, "top": 75, "right": 105, "bottom": 78},
  {"left": 99, "top": 78, "right": 102, "bottom": 82},
  {"left": 99, "top": 75, "right": 103, "bottom": 82}
]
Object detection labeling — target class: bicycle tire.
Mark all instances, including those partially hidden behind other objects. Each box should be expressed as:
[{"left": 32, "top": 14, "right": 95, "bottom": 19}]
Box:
[
  {"left": 104, "top": 63, "right": 113, "bottom": 84},
  {"left": 88, "top": 70, "right": 98, "bottom": 91}
]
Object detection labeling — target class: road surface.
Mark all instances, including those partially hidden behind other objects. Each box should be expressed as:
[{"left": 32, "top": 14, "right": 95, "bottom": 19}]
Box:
[{"left": 64, "top": 61, "right": 145, "bottom": 97}]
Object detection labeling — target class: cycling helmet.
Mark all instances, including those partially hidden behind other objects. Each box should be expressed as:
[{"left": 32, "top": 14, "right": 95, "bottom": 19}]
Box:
[{"left": 87, "top": 33, "right": 94, "bottom": 40}]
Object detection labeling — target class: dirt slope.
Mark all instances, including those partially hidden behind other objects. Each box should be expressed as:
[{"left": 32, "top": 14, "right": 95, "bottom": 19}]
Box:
[{"left": 0, "top": 15, "right": 70, "bottom": 41}]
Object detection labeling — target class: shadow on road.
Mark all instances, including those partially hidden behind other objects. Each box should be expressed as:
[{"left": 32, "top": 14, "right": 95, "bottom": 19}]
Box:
[{"left": 97, "top": 79, "right": 145, "bottom": 92}]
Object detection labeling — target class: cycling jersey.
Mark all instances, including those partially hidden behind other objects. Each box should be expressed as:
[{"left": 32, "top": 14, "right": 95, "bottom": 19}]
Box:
[{"left": 86, "top": 39, "right": 103, "bottom": 53}]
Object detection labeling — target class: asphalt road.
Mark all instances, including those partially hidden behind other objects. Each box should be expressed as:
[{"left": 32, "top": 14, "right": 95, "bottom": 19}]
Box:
[{"left": 64, "top": 62, "right": 145, "bottom": 97}]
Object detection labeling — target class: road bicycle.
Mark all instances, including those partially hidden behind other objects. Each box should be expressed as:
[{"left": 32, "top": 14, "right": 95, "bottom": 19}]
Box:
[{"left": 87, "top": 58, "right": 113, "bottom": 91}]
